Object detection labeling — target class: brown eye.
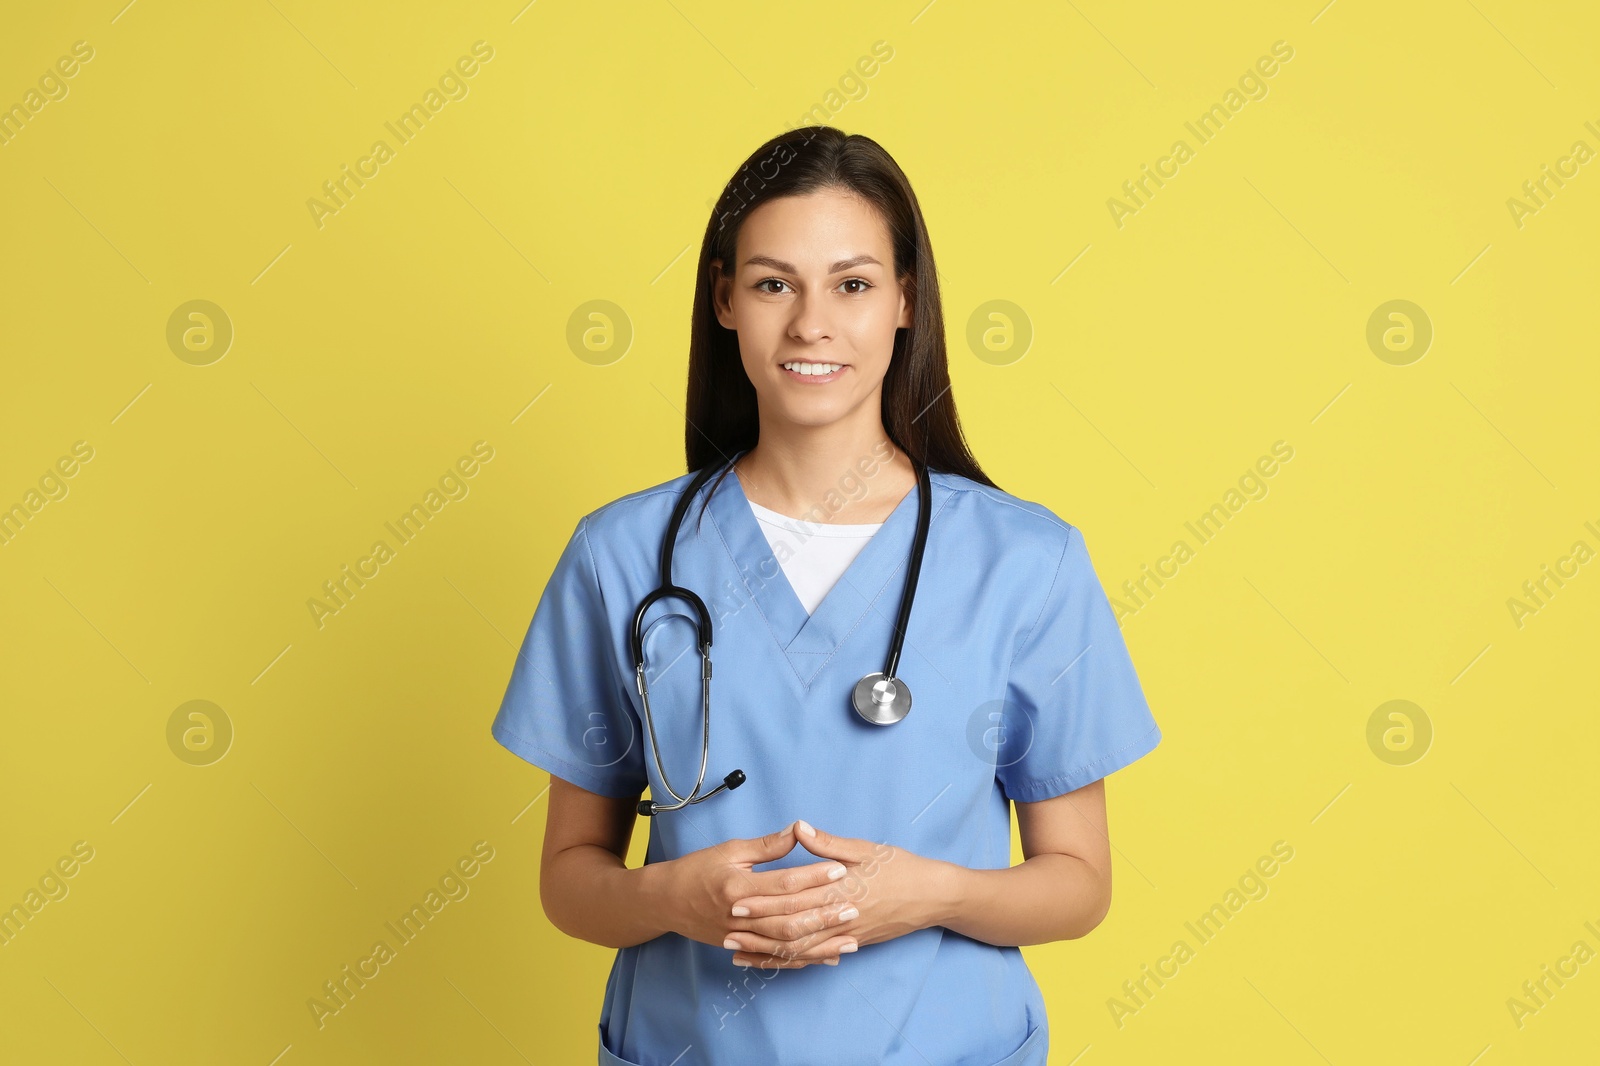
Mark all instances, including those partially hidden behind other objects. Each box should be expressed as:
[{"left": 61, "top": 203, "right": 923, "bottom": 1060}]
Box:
[{"left": 841, "top": 278, "right": 870, "bottom": 294}]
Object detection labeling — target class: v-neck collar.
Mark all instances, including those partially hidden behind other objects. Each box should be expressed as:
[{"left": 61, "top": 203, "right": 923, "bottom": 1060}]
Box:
[{"left": 704, "top": 448, "right": 945, "bottom": 689}]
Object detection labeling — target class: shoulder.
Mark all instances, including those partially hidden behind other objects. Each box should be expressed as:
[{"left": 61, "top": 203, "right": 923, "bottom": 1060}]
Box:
[
  {"left": 930, "top": 470, "right": 1079, "bottom": 561},
  {"left": 573, "top": 465, "right": 1086, "bottom": 562},
  {"left": 573, "top": 467, "right": 704, "bottom": 553},
  {"left": 934, "top": 474, "right": 1114, "bottom": 646}
]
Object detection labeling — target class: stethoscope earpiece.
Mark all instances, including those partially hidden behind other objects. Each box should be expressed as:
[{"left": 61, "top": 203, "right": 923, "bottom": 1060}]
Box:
[{"left": 633, "top": 454, "right": 932, "bottom": 814}]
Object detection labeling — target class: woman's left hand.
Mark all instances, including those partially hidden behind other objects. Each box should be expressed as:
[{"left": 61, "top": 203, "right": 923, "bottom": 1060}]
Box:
[{"left": 723, "top": 820, "right": 950, "bottom": 969}]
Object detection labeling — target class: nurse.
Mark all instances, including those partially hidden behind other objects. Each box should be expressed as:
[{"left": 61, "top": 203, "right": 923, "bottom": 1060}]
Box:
[{"left": 492, "top": 125, "right": 1162, "bottom": 1066}]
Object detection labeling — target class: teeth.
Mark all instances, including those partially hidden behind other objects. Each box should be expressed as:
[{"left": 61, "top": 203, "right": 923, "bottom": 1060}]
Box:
[{"left": 781, "top": 362, "right": 843, "bottom": 376}]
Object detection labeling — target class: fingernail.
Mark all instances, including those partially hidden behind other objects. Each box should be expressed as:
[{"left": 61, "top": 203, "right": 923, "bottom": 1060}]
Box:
[
  {"left": 723, "top": 938, "right": 740, "bottom": 950},
  {"left": 840, "top": 941, "right": 858, "bottom": 953},
  {"left": 824, "top": 957, "right": 839, "bottom": 965},
  {"left": 731, "top": 906, "right": 750, "bottom": 917},
  {"left": 838, "top": 906, "right": 859, "bottom": 921},
  {"left": 827, "top": 864, "right": 846, "bottom": 880},
  {"left": 796, "top": 819, "right": 815, "bottom": 837}
]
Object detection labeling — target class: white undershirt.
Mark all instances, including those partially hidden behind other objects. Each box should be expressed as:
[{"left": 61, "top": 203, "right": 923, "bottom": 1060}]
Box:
[{"left": 746, "top": 499, "right": 882, "bottom": 615}]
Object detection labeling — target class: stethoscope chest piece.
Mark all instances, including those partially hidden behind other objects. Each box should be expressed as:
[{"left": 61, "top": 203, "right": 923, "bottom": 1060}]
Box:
[{"left": 852, "top": 672, "right": 912, "bottom": 726}]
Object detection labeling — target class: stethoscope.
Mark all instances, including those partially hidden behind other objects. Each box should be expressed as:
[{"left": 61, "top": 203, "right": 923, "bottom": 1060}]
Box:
[{"left": 630, "top": 453, "right": 933, "bottom": 816}]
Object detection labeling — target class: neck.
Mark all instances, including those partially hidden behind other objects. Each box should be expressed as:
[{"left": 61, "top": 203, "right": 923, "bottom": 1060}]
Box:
[{"left": 735, "top": 426, "right": 915, "bottom": 525}]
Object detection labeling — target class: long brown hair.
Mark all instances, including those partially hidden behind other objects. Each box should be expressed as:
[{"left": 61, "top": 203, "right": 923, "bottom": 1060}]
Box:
[{"left": 683, "top": 125, "right": 997, "bottom": 516}]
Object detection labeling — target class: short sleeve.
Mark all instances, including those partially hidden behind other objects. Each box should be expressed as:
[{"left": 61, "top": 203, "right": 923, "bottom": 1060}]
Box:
[
  {"left": 491, "top": 516, "right": 649, "bottom": 799},
  {"left": 994, "top": 525, "right": 1161, "bottom": 803}
]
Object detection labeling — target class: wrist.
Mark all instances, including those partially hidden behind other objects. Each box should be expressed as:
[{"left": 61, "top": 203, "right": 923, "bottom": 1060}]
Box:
[
  {"left": 921, "top": 858, "right": 968, "bottom": 930},
  {"left": 636, "top": 858, "right": 680, "bottom": 939}
]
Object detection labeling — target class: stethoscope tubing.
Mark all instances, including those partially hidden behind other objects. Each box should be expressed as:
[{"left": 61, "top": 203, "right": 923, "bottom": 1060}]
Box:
[{"left": 631, "top": 452, "right": 929, "bottom": 814}]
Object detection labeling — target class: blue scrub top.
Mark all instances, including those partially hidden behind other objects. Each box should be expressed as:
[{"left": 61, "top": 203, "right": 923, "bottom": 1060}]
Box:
[{"left": 492, "top": 450, "right": 1161, "bottom": 1066}]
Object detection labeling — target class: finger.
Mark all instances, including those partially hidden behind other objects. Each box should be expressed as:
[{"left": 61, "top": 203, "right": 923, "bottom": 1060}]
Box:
[
  {"left": 731, "top": 878, "right": 854, "bottom": 920},
  {"left": 794, "top": 820, "right": 873, "bottom": 863},
  {"left": 729, "top": 822, "right": 798, "bottom": 864},
  {"left": 737, "top": 912, "right": 851, "bottom": 946},
  {"left": 729, "top": 928, "right": 857, "bottom": 960},
  {"left": 736, "top": 898, "right": 859, "bottom": 942},
  {"left": 732, "top": 934, "right": 859, "bottom": 968},
  {"left": 740, "top": 858, "right": 848, "bottom": 900},
  {"left": 729, "top": 947, "right": 819, "bottom": 970},
  {"left": 730, "top": 952, "right": 816, "bottom": 970}
]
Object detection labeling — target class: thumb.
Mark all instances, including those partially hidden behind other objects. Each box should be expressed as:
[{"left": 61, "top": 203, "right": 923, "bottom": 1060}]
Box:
[
  {"left": 794, "top": 820, "right": 871, "bottom": 862},
  {"left": 733, "top": 822, "right": 798, "bottom": 864}
]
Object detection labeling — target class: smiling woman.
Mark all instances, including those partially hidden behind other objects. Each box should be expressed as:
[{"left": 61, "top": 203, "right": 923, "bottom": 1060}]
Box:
[{"left": 491, "top": 125, "right": 1162, "bottom": 1066}]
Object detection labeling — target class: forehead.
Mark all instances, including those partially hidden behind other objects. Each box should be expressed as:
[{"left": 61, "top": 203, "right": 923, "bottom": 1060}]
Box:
[{"left": 736, "top": 188, "right": 892, "bottom": 269}]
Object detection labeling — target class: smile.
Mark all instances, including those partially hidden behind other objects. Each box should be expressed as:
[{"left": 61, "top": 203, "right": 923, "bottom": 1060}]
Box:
[{"left": 779, "top": 361, "right": 847, "bottom": 383}]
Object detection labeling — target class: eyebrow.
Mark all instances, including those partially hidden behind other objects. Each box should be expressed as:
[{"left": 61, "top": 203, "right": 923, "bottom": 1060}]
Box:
[{"left": 742, "top": 254, "right": 883, "bottom": 274}]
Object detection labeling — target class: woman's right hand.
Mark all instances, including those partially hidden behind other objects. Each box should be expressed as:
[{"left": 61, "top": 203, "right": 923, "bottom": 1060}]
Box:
[{"left": 655, "top": 821, "right": 859, "bottom": 969}]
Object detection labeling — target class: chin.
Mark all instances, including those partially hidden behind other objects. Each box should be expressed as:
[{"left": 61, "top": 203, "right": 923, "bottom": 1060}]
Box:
[{"left": 767, "top": 397, "right": 849, "bottom": 426}]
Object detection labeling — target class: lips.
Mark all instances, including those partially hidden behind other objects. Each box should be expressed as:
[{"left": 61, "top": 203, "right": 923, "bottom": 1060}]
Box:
[{"left": 779, "top": 361, "right": 847, "bottom": 383}]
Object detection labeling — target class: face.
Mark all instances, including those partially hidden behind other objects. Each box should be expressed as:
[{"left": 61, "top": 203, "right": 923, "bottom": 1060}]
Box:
[{"left": 711, "top": 187, "right": 913, "bottom": 429}]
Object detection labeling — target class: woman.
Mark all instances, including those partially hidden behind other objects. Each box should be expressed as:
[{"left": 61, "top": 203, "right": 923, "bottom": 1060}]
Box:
[{"left": 492, "top": 126, "right": 1161, "bottom": 1066}]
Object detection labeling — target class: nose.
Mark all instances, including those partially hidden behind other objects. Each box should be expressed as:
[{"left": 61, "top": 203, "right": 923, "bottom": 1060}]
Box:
[{"left": 787, "top": 289, "right": 833, "bottom": 342}]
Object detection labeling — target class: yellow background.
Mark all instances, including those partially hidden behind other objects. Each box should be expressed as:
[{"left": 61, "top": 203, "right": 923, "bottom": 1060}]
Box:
[{"left": 2, "top": 0, "right": 1597, "bottom": 1062}]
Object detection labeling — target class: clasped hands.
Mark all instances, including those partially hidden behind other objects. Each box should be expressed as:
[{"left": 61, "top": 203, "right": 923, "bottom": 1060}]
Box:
[{"left": 664, "top": 819, "right": 941, "bottom": 970}]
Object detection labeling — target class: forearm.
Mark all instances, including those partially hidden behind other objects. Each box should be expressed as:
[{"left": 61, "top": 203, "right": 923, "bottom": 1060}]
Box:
[
  {"left": 541, "top": 845, "right": 674, "bottom": 949},
  {"left": 926, "top": 853, "right": 1109, "bottom": 947}
]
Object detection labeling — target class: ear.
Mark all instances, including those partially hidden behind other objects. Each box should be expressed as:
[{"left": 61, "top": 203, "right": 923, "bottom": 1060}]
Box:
[
  {"left": 710, "top": 258, "right": 736, "bottom": 331},
  {"left": 897, "top": 273, "right": 915, "bottom": 328}
]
